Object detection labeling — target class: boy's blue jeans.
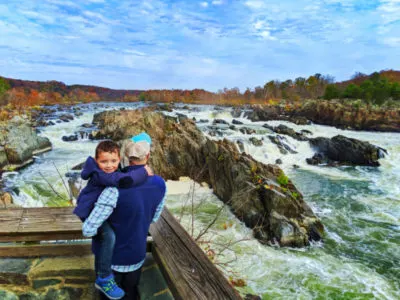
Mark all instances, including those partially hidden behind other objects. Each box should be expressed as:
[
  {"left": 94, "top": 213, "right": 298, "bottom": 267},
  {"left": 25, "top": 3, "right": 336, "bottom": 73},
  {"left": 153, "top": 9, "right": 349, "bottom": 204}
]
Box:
[{"left": 93, "top": 221, "right": 116, "bottom": 278}]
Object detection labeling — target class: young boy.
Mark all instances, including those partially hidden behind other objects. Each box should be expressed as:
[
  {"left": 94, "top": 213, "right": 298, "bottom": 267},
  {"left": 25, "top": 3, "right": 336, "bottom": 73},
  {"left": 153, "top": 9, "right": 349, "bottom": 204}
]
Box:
[{"left": 73, "top": 140, "right": 151, "bottom": 300}]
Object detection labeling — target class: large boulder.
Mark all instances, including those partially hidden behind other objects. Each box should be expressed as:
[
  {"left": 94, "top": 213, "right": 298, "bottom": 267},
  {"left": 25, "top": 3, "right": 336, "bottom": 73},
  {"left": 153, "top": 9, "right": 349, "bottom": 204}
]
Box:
[
  {"left": 91, "top": 108, "right": 324, "bottom": 247},
  {"left": 308, "top": 135, "right": 385, "bottom": 166},
  {"left": 0, "top": 117, "right": 52, "bottom": 172}
]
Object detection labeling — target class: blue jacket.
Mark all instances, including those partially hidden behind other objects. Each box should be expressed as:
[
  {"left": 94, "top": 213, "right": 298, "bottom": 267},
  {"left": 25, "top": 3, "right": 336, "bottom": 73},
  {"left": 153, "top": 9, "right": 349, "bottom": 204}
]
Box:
[
  {"left": 73, "top": 156, "right": 148, "bottom": 219},
  {"left": 92, "top": 165, "right": 166, "bottom": 266}
]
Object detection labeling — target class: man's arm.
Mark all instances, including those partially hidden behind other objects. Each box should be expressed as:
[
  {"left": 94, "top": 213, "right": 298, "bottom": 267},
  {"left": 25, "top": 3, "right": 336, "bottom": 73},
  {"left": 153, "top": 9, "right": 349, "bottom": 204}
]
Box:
[{"left": 82, "top": 187, "right": 119, "bottom": 237}]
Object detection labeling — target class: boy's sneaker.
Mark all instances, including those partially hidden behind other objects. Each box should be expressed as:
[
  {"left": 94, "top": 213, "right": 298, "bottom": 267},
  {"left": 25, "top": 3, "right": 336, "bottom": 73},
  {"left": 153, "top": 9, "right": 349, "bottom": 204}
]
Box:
[{"left": 95, "top": 274, "right": 125, "bottom": 300}]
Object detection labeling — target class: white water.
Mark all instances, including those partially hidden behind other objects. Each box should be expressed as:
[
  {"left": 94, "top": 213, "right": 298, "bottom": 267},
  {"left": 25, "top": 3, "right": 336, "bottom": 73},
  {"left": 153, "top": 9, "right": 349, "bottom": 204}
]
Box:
[{"left": 2, "top": 103, "right": 399, "bottom": 299}]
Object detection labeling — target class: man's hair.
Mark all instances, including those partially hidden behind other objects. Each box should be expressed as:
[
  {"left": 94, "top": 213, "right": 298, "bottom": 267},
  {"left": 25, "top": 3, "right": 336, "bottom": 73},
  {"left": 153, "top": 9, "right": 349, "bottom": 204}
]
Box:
[{"left": 95, "top": 140, "right": 120, "bottom": 159}]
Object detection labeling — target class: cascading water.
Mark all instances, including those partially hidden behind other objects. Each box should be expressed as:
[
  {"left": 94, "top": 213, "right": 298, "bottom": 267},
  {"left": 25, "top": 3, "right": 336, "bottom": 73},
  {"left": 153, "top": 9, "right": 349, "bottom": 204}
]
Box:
[{"left": 2, "top": 103, "right": 399, "bottom": 299}]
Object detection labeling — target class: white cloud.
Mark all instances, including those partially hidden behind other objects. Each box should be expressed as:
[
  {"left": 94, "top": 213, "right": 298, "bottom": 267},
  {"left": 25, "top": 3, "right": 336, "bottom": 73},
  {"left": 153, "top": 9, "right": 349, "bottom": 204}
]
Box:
[
  {"left": 200, "top": 2, "right": 209, "bottom": 8},
  {"left": 244, "top": 0, "right": 265, "bottom": 9},
  {"left": 1, "top": 0, "right": 399, "bottom": 91},
  {"left": 378, "top": 0, "right": 400, "bottom": 24},
  {"left": 259, "top": 30, "right": 276, "bottom": 40},
  {"left": 383, "top": 37, "right": 400, "bottom": 47}
]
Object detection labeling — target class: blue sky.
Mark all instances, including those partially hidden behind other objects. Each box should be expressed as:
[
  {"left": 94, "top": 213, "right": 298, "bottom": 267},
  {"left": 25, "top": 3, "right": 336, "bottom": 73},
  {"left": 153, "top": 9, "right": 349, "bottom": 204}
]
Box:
[{"left": 0, "top": 0, "right": 399, "bottom": 91}]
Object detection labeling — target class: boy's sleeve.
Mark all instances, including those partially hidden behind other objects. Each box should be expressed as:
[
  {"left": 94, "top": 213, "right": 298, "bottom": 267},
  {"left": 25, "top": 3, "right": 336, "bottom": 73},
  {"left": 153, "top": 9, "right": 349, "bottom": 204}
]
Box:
[
  {"left": 152, "top": 183, "right": 167, "bottom": 223},
  {"left": 91, "top": 167, "right": 148, "bottom": 188},
  {"left": 82, "top": 187, "right": 119, "bottom": 237}
]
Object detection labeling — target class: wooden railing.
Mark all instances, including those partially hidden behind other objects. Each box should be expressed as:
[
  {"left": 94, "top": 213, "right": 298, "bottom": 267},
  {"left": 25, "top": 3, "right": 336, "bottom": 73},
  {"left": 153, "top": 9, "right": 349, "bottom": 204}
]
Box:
[{"left": 0, "top": 207, "right": 242, "bottom": 299}]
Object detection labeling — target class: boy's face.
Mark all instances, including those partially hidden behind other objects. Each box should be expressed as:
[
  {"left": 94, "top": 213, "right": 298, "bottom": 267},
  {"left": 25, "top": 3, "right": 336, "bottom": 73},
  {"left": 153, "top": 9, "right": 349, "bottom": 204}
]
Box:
[{"left": 96, "top": 151, "right": 120, "bottom": 173}]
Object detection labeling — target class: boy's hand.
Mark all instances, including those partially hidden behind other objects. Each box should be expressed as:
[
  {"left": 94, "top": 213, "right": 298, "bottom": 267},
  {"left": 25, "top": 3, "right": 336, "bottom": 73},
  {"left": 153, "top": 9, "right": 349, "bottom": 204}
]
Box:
[{"left": 144, "top": 165, "right": 154, "bottom": 176}]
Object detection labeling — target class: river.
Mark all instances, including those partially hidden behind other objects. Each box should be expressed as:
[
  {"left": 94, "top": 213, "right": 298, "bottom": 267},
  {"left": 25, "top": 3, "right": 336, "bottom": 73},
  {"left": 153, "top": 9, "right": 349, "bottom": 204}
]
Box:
[{"left": 2, "top": 102, "right": 399, "bottom": 299}]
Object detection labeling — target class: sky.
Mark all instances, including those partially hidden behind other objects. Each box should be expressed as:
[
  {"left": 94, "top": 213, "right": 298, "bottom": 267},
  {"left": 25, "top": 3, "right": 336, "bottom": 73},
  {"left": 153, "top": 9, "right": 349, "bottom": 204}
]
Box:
[{"left": 0, "top": 0, "right": 399, "bottom": 91}]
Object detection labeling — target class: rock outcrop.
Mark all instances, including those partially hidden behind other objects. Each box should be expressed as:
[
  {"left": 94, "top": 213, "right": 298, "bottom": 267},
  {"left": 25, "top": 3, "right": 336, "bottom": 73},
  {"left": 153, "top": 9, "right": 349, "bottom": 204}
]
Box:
[
  {"left": 90, "top": 108, "right": 324, "bottom": 247},
  {"left": 244, "top": 101, "right": 400, "bottom": 132},
  {"left": 307, "top": 135, "right": 386, "bottom": 166},
  {"left": 0, "top": 117, "right": 52, "bottom": 174}
]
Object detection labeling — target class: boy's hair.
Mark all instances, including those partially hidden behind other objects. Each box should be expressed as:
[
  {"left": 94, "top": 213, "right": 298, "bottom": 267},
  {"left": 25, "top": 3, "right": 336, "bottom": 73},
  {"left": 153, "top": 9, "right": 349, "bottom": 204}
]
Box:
[{"left": 95, "top": 140, "right": 120, "bottom": 159}]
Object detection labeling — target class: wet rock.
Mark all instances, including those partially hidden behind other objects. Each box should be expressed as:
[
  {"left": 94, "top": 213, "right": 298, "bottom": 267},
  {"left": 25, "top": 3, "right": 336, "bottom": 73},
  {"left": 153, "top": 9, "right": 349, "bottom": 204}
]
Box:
[
  {"left": 71, "top": 162, "right": 85, "bottom": 170},
  {"left": 274, "top": 124, "right": 309, "bottom": 141},
  {"left": 157, "top": 103, "right": 173, "bottom": 112},
  {"left": 308, "top": 135, "right": 385, "bottom": 166},
  {"left": 229, "top": 125, "right": 236, "bottom": 131},
  {"left": 249, "top": 137, "right": 263, "bottom": 146},
  {"left": 268, "top": 135, "right": 297, "bottom": 154},
  {"left": 212, "top": 119, "right": 229, "bottom": 125},
  {"left": 232, "top": 119, "right": 243, "bottom": 125},
  {"left": 176, "top": 113, "right": 188, "bottom": 122},
  {"left": 236, "top": 140, "right": 245, "bottom": 152},
  {"left": 196, "top": 119, "right": 209, "bottom": 124},
  {"left": 275, "top": 159, "right": 282, "bottom": 164},
  {"left": 208, "top": 130, "right": 224, "bottom": 137},
  {"left": 231, "top": 107, "right": 243, "bottom": 118},
  {"left": 306, "top": 153, "right": 326, "bottom": 165},
  {"left": 74, "top": 112, "right": 83, "bottom": 117},
  {"left": 81, "top": 123, "right": 93, "bottom": 128},
  {"left": 239, "top": 127, "right": 256, "bottom": 135},
  {"left": 301, "top": 129, "right": 313, "bottom": 135},
  {"left": 62, "top": 135, "right": 78, "bottom": 142},
  {"left": 59, "top": 114, "right": 74, "bottom": 122},
  {"left": 262, "top": 124, "right": 274, "bottom": 131}
]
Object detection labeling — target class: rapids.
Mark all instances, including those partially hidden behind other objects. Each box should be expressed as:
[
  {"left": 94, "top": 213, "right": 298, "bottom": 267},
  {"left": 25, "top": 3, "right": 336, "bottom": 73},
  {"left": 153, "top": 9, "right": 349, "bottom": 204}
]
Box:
[{"left": 2, "top": 103, "right": 399, "bottom": 299}]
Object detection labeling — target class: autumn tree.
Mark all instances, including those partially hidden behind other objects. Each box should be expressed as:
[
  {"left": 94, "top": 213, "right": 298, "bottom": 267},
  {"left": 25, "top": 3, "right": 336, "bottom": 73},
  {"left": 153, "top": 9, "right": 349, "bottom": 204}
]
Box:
[{"left": 0, "top": 77, "right": 11, "bottom": 106}]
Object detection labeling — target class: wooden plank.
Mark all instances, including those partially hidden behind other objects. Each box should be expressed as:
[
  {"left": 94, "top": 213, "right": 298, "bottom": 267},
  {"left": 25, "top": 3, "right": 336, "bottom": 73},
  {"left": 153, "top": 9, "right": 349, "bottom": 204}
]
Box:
[
  {"left": 149, "top": 209, "right": 242, "bottom": 300},
  {"left": 0, "top": 243, "right": 92, "bottom": 257},
  {"left": 0, "top": 207, "right": 83, "bottom": 241},
  {"left": 18, "top": 207, "right": 82, "bottom": 233},
  {"left": 0, "top": 209, "right": 24, "bottom": 233},
  {"left": 0, "top": 232, "right": 85, "bottom": 242},
  {"left": 0, "top": 238, "right": 153, "bottom": 257}
]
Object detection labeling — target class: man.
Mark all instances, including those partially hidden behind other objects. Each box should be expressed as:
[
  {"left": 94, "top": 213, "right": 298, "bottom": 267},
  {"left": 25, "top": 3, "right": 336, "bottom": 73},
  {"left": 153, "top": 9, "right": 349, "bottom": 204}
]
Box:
[{"left": 83, "top": 132, "right": 166, "bottom": 299}]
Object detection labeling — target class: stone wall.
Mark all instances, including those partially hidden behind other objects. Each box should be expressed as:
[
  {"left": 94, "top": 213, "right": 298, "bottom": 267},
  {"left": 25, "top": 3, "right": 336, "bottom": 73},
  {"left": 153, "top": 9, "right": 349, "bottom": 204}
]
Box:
[{"left": 0, "top": 256, "right": 96, "bottom": 299}]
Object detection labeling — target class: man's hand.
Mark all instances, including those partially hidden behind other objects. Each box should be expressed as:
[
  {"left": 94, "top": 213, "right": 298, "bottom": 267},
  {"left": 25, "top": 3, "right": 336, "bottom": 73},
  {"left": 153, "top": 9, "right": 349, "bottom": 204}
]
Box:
[{"left": 144, "top": 165, "right": 154, "bottom": 176}]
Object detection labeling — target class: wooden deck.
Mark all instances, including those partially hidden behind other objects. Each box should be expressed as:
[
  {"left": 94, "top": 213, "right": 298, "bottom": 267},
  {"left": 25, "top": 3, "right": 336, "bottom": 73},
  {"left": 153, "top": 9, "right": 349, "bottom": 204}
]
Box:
[
  {"left": 0, "top": 207, "right": 90, "bottom": 257},
  {"left": 0, "top": 207, "right": 242, "bottom": 299}
]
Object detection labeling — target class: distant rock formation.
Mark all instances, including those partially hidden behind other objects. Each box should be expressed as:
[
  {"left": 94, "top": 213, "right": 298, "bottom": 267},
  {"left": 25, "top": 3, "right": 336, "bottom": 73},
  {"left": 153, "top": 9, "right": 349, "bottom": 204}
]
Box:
[
  {"left": 90, "top": 108, "right": 324, "bottom": 247},
  {"left": 0, "top": 116, "right": 52, "bottom": 174},
  {"left": 244, "top": 101, "right": 400, "bottom": 132}
]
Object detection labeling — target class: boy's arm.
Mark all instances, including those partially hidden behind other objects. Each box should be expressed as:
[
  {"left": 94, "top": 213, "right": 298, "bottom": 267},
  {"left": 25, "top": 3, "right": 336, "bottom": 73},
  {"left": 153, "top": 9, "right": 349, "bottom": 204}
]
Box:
[
  {"left": 152, "top": 187, "right": 167, "bottom": 223},
  {"left": 91, "top": 166, "right": 149, "bottom": 188},
  {"left": 82, "top": 187, "right": 119, "bottom": 237}
]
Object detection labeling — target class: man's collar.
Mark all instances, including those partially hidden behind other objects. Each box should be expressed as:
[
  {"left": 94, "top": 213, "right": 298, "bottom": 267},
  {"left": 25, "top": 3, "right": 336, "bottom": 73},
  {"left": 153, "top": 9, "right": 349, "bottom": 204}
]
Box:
[{"left": 123, "top": 164, "right": 145, "bottom": 172}]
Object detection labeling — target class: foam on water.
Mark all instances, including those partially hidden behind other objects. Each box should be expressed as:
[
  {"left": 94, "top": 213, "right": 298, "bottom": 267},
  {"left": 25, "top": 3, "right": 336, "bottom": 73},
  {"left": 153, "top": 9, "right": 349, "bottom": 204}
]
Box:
[{"left": 3, "top": 103, "right": 399, "bottom": 298}]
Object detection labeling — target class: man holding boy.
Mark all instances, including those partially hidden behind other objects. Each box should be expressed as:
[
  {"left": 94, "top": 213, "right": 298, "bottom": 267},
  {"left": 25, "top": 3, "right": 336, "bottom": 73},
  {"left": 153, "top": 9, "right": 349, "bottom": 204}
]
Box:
[{"left": 83, "top": 133, "right": 166, "bottom": 300}]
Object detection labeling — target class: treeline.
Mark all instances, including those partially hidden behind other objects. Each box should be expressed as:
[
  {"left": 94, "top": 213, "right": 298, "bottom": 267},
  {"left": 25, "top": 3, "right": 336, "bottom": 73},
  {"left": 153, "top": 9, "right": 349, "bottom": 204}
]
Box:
[
  {"left": 1, "top": 70, "right": 400, "bottom": 115},
  {"left": 0, "top": 76, "right": 143, "bottom": 106},
  {"left": 324, "top": 71, "right": 400, "bottom": 104}
]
